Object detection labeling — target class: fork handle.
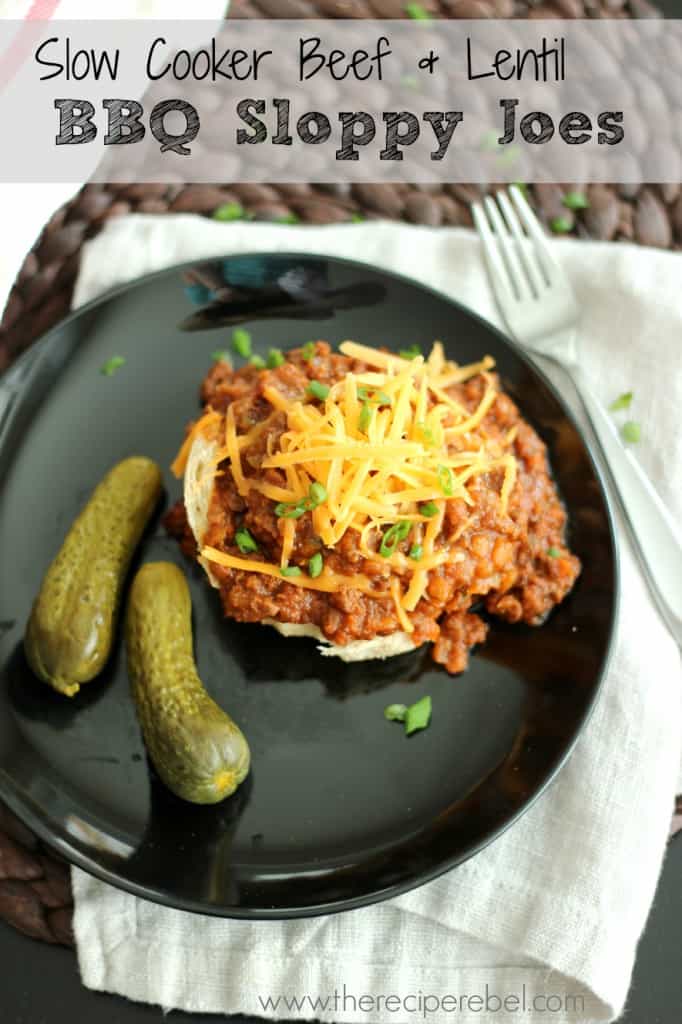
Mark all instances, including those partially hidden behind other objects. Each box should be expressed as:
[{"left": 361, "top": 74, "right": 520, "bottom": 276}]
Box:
[{"left": 570, "top": 366, "right": 682, "bottom": 646}]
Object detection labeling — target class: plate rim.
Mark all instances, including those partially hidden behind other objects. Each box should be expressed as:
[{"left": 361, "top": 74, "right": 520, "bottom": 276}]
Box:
[{"left": 0, "top": 250, "right": 620, "bottom": 919}]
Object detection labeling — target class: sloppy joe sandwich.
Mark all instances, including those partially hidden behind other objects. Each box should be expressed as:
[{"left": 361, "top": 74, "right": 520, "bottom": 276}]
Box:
[{"left": 167, "top": 340, "right": 580, "bottom": 673}]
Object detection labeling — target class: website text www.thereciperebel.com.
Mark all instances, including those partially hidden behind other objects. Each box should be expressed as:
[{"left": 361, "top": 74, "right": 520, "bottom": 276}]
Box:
[{"left": 258, "top": 983, "right": 585, "bottom": 1018}]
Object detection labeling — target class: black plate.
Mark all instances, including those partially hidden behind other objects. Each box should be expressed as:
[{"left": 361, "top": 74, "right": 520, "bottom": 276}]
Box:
[{"left": 0, "top": 253, "right": 617, "bottom": 918}]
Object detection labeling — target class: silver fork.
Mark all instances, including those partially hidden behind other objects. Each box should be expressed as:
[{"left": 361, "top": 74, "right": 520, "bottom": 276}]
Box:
[{"left": 472, "top": 186, "right": 682, "bottom": 646}]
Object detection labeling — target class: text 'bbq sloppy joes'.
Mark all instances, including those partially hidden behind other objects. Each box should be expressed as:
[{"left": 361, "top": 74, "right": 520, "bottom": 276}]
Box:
[{"left": 166, "top": 340, "right": 580, "bottom": 674}]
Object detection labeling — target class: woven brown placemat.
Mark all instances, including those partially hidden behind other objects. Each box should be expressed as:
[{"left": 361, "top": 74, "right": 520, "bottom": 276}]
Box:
[{"left": 0, "top": 0, "right": 678, "bottom": 949}]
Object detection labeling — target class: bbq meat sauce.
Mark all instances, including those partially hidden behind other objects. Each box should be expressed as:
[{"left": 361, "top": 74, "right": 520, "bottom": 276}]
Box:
[{"left": 166, "top": 342, "right": 580, "bottom": 674}]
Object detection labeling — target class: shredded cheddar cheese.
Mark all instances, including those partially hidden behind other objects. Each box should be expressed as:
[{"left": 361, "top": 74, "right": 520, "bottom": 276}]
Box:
[
  {"left": 225, "top": 403, "right": 247, "bottom": 497},
  {"left": 171, "top": 407, "right": 222, "bottom": 478},
  {"left": 262, "top": 384, "right": 291, "bottom": 412},
  {"left": 176, "top": 341, "right": 519, "bottom": 630},
  {"left": 280, "top": 518, "right": 296, "bottom": 569},
  {"left": 201, "top": 547, "right": 389, "bottom": 597},
  {"left": 391, "top": 578, "right": 415, "bottom": 633}
]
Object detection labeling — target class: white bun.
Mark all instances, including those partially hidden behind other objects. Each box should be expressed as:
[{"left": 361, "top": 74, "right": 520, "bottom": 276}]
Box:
[
  {"left": 184, "top": 433, "right": 221, "bottom": 588},
  {"left": 262, "top": 620, "right": 415, "bottom": 661},
  {"left": 184, "top": 436, "right": 417, "bottom": 661}
]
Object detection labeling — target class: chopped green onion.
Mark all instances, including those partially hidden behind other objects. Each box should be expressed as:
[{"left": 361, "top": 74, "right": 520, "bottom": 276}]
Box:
[
  {"left": 622, "top": 420, "right": 641, "bottom": 444},
  {"left": 358, "top": 387, "right": 392, "bottom": 406},
  {"left": 385, "top": 696, "right": 432, "bottom": 734},
  {"left": 275, "top": 482, "right": 327, "bottom": 520},
  {"left": 437, "top": 464, "right": 454, "bottom": 496},
  {"left": 301, "top": 341, "right": 316, "bottom": 361},
  {"left": 405, "top": 2, "right": 431, "bottom": 20},
  {"left": 274, "top": 501, "right": 307, "bottom": 519},
  {"left": 308, "top": 482, "right": 327, "bottom": 508},
  {"left": 379, "top": 520, "right": 412, "bottom": 558},
  {"left": 547, "top": 547, "right": 561, "bottom": 558},
  {"left": 100, "top": 355, "right": 126, "bottom": 377},
  {"left": 307, "top": 380, "right": 330, "bottom": 401},
  {"left": 266, "top": 348, "right": 285, "bottom": 368},
  {"left": 350, "top": 212, "right": 365, "bottom": 223},
  {"left": 249, "top": 354, "right": 266, "bottom": 369},
  {"left": 212, "top": 349, "right": 231, "bottom": 363},
  {"left": 213, "top": 201, "right": 247, "bottom": 222},
  {"left": 308, "top": 552, "right": 324, "bottom": 578},
  {"left": 235, "top": 528, "right": 259, "bottom": 554},
  {"left": 419, "top": 501, "right": 439, "bottom": 518},
  {"left": 405, "top": 695, "right": 432, "bottom": 735},
  {"left": 409, "top": 544, "right": 423, "bottom": 560},
  {"left": 358, "top": 401, "right": 373, "bottom": 433},
  {"left": 399, "top": 344, "right": 422, "bottom": 360},
  {"left": 550, "top": 216, "right": 572, "bottom": 235},
  {"left": 280, "top": 565, "right": 303, "bottom": 577},
  {"left": 276, "top": 212, "right": 299, "bottom": 224},
  {"left": 562, "top": 191, "right": 589, "bottom": 211},
  {"left": 610, "top": 391, "right": 633, "bottom": 412},
  {"left": 231, "top": 328, "right": 252, "bottom": 358}
]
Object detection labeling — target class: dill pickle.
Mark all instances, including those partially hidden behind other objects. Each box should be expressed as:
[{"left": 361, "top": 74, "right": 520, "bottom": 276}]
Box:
[
  {"left": 24, "top": 456, "right": 162, "bottom": 697},
  {"left": 126, "top": 562, "right": 250, "bottom": 804}
]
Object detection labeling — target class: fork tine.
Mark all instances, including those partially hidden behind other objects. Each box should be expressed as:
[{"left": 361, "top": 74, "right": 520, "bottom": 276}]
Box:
[
  {"left": 483, "top": 196, "right": 531, "bottom": 301},
  {"left": 471, "top": 202, "right": 515, "bottom": 304},
  {"left": 496, "top": 191, "right": 546, "bottom": 297},
  {"left": 509, "top": 185, "right": 562, "bottom": 280}
]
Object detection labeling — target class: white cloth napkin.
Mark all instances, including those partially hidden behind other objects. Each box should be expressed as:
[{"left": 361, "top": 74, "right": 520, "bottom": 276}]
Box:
[{"left": 68, "top": 216, "right": 681, "bottom": 1024}]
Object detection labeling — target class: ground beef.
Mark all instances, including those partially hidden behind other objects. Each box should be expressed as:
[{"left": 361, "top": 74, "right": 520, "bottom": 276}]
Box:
[{"left": 165, "top": 341, "right": 580, "bottom": 674}]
